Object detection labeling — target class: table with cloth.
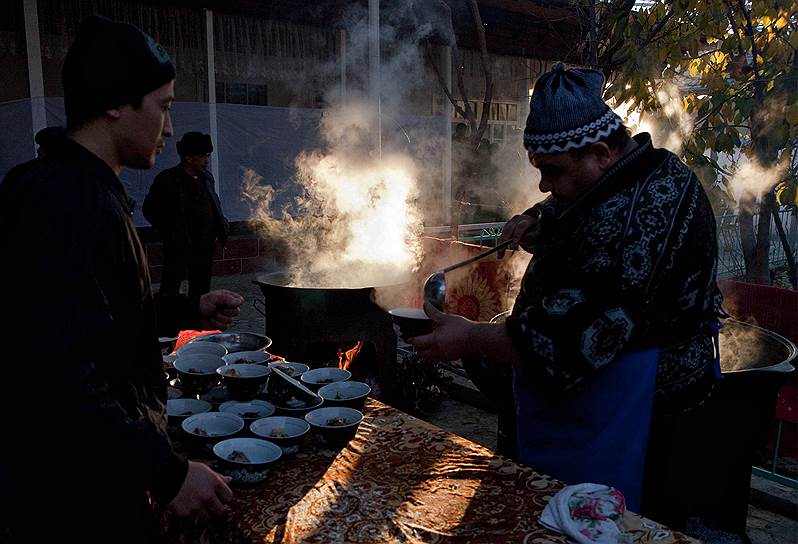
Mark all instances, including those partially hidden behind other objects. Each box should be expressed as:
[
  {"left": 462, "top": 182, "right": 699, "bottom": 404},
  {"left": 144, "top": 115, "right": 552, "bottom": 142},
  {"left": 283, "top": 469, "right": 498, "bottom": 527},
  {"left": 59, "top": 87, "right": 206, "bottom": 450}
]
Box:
[{"left": 170, "top": 398, "right": 695, "bottom": 544}]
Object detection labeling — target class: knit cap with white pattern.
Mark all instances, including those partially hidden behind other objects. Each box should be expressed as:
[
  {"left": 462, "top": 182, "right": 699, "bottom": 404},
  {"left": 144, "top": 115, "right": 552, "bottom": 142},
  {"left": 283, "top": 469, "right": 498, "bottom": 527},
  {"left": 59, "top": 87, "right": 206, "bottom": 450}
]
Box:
[{"left": 524, "top": 62, "right": 622, "bottom": 154}]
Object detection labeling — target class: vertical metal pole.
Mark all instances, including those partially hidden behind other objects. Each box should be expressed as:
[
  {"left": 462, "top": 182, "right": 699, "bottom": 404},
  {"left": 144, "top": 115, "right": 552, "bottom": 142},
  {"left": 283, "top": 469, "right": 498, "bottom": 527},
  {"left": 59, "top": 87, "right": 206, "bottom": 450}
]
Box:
[
  {"left": 442, "top": 46, "right": 452, "bottom": 226},
  {"left": 205, "top": 9, "right": 220, "bottom": 192},
  {"left": 339, "top": 29, "right": 347, "bottom": 102},
  {"left": 771, "top": 420, "right": 783, "bottom": 475},
  {"left": 23, "top": 0, "right": 45, "bottom": 157},
  {"left": 368, "top": 0, "right": 381, "bottom": 158},
  {"left": 523, "top": 58, "right": 532, "bottom": 124}
]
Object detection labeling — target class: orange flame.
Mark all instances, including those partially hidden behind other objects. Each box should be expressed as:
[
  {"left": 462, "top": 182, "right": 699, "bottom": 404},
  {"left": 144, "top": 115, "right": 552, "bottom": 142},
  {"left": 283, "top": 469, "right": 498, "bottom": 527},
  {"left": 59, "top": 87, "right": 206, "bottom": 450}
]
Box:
[{"left": 338, "top": 341, "right": 364, "bottom": 371}]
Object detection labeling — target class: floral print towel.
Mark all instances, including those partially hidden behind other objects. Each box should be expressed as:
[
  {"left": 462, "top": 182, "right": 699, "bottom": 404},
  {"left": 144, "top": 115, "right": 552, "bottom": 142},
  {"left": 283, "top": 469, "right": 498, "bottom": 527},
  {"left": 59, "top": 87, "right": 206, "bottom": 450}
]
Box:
[{"left": 540, "top": 483, "right": 629, "bottom": 543}]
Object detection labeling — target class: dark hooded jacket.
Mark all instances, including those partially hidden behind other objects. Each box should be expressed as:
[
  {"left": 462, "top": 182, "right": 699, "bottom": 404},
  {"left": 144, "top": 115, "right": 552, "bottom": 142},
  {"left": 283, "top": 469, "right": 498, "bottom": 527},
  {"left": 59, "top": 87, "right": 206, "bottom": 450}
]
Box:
[
  {"left": 0, "top": 135, "right": 196, "bottom": 543},
  {"left": 142, "top": 164, "right": 228, "bottom": 251}
]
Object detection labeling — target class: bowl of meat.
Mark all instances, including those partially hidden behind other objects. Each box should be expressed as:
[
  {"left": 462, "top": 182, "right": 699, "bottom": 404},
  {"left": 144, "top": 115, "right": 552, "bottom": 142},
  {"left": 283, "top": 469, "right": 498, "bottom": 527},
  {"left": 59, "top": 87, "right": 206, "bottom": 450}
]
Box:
[
  {"left": 317, "top": 381, "right": 371, "bottom": 410},
  {"left": 217, "top": 363, "right": 271, "bottom": 400},
  {"left": 219, "top": 399, "right": 275, "bottom": 425},
  {"left": 181, "top": 412, "right": 245, "bottom": 452},
  {"left": 222, "top": 350, "right": 273, "bottom": 366},
  {"left": 212, "top": 437, "right": 282, "bottom": 485},
  {"left": 173, "top": 354, "right": 224, "bottom": 393},
  {"left": 299, "top": 367, "right": 351, "bottom": 391},
  {"left": 167, "top": 398, "right": 212, "bottom": 427},
  {"left": 304, "top": 406, "right": 364, "bottom": 447},
  {"left": 249, "top": 416, "right": 310, "bottom": 455}
]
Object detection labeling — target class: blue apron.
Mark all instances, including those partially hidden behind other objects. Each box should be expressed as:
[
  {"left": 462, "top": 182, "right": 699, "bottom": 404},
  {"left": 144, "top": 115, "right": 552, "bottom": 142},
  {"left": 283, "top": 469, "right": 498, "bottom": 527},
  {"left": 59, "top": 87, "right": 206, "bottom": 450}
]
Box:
[{"left": 513, "top": 349, "right": 659, "bottom": 511}]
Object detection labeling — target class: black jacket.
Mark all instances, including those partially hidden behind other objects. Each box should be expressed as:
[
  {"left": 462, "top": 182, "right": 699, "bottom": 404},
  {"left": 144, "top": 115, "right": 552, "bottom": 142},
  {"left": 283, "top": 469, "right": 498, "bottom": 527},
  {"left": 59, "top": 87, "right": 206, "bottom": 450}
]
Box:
[
  {"left": 142, "top": 164, "right": 229, "bottom": 249},
  {"left": 0, "top": 136, "right": 191, "bottom": 542},
  {"left": 506, "top": 134, "right": 721, "bottom": 414}
]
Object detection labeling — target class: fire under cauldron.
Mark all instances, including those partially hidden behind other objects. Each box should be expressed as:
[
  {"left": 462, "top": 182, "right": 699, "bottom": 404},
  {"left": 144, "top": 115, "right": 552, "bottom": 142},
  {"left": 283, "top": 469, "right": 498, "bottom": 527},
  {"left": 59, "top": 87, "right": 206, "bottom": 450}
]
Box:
[{"left": 253, "top": 272, "right": 400, "bottom": 402}]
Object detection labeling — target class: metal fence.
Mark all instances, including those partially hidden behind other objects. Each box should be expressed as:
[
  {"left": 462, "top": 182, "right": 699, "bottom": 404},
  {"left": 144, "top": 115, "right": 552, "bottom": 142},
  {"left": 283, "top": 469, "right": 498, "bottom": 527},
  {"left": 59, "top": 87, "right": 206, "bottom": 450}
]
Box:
[
  {"left": 427, "top": 207, "right": 798, "bottom": 283},
  {"left": 716, "top": 207, "right": 798, "bottom": 281}
]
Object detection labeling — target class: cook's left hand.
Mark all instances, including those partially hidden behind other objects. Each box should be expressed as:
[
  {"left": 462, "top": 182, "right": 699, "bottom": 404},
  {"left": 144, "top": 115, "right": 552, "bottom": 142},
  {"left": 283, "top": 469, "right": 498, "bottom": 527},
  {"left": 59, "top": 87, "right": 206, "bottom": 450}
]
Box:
[
  {"left": 407, "top": 303, "right": 477, "bottom": 362},
  {"left": 199, "top": 289, "right": 243, "bottom": 330}
]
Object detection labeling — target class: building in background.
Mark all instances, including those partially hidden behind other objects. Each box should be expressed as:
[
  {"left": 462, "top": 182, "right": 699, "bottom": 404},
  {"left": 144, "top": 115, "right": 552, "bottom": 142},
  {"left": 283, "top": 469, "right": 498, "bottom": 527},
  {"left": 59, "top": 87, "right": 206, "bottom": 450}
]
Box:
[{"left": 0, "top": 0, "right": 572, "bottom": 229}]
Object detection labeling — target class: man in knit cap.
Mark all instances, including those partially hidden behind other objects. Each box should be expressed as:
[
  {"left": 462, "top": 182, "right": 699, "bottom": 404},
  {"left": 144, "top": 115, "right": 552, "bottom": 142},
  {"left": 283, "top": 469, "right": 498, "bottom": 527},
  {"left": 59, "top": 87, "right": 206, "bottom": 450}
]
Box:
[
  {"left": 0, "top": 16, "right": 240, "bottom": 542},
  {"left": 409, "top": 63, "right": 722, "bottom": 523}
]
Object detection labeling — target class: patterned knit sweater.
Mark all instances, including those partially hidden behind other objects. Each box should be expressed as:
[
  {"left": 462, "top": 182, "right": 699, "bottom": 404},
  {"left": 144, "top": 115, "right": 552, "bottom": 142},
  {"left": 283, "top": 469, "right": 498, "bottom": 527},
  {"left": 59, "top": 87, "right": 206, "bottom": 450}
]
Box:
[{"left": 506, "top": 133, "right": 722, "bottom": 414}]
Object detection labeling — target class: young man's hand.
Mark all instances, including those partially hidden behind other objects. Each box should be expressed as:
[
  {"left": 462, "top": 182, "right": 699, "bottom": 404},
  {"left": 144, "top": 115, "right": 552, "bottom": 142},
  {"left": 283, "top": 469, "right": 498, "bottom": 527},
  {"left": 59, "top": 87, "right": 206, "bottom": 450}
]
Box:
[
  {"left": 167, "top": 461, "right": 233, "bottom": 521},
  {"left": 199, "top": 289, "right": 243, "bottom": 330}
]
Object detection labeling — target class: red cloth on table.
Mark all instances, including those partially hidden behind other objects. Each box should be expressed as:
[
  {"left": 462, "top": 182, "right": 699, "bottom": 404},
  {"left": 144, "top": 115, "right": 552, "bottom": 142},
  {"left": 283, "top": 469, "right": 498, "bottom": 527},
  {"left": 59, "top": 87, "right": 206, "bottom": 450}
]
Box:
[{"left": 173, "top": 329, "right": 221, "bottom": 351}]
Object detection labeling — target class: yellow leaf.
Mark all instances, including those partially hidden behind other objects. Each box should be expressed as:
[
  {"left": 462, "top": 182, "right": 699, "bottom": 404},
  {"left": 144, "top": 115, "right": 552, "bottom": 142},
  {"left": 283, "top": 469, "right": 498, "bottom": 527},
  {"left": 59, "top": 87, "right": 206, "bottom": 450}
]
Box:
[
  {"left": 775, "top": 16, "right": 788, "bottom": 30},
  {"left": 689, "top": 61, "right": 698, "bottom": 78},
  {"left": 767, "top": 80, "right": 775, "bottom": 92}
]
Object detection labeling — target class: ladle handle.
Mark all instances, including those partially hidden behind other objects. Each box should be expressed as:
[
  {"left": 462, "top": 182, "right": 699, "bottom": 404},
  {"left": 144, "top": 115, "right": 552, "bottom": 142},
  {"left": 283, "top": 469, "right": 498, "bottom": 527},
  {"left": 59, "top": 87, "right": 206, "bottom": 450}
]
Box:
[{"left": 442, "top": 240, "right": 513, "bottom": 274}]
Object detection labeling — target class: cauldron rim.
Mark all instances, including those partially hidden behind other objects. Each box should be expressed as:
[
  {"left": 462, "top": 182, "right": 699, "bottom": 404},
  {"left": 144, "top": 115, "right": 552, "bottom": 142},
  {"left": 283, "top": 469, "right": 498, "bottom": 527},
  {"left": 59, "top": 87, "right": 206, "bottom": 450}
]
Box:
[{"left": 253, "top": 271, "right": 407, "bottom": 291}]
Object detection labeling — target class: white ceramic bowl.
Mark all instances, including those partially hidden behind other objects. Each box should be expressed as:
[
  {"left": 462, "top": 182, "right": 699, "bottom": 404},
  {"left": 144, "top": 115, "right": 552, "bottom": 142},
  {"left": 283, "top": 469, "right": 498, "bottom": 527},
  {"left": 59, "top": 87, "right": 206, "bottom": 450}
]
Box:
[
  {"left": 176, "top": 342, "right": 228, "bottom": 358},
  {"left": 317, "top": 381, "right": 371, "bottom": 410},
  {"left": 212, "top": 437, "right": 282, "bottom": 484},
  {"left": 305, "top": 406, "right": 364, "bottom": 447},
  {"left": 300, "top": 367, "right": 352, "bottom": 391},
  {"left": 167, "top": 398, "right": 212, "bottom": 425},
  {"left": 217, "top": 363, "right": 271, "bottom": 401},
  {"left": 223, "top": 350, "right": 272, "bottom": 366},
  {"left": 219, "top": 399, "right": 276, "bottom": 422},
  {"left": 181, "top": 412, "right": 245, "bottom": 450},
  {"left": 268, "top": 361, "right": 310, "bottom": 378},
  {"left": 249, "top": 416, "right": 310, "bottom": 454},
  {"left": 173, "top": 354, "right": 225, "bottom": 391}
]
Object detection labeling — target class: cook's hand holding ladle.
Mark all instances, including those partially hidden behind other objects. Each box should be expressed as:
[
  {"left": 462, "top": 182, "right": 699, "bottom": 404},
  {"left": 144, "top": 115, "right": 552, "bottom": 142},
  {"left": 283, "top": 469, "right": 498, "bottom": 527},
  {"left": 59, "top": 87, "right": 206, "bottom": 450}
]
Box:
[{"left": 423, "top": 209, "right": 542, "bottom": 311}]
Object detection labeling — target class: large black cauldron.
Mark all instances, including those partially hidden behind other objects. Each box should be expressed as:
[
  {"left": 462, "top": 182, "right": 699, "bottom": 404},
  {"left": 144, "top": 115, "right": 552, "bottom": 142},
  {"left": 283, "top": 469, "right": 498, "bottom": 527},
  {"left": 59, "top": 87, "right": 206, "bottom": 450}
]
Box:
[
  {"left": 686, "top": 319, "right": 796, "bottom": 535},
  {"left": 253, "top": 272, "right": 398, "bottom": 401}
]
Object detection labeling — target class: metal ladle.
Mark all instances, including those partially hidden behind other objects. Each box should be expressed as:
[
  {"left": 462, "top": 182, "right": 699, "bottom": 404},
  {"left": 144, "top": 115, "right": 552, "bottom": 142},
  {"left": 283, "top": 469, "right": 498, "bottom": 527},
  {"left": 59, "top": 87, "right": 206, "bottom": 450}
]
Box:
[{"left": 423, "top": 239, "right": 513, "bottom": 311}]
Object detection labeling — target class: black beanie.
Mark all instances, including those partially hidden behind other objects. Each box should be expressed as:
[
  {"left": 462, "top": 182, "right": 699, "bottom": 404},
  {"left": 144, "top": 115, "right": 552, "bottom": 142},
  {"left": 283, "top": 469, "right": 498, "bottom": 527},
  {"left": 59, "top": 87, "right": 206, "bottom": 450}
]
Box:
[
  {"left": 176, "top": 132, "right": 213, "bottom": 157},
  {"left": 62, "top": 16, "right": 175, "bottom": 128}
]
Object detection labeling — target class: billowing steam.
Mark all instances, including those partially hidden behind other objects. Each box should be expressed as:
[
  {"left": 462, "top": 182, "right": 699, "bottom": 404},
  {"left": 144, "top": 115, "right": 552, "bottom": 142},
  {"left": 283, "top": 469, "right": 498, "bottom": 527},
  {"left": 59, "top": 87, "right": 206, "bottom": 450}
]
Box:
[
  {"left": 612, "top": 81, "right": 693, "bottom": 154},
  {"left": 727, "top": 156, "right": 786, "bottom": 212},
  {"left": 245, "top": 99, "right": 423, "bottom": 287}
]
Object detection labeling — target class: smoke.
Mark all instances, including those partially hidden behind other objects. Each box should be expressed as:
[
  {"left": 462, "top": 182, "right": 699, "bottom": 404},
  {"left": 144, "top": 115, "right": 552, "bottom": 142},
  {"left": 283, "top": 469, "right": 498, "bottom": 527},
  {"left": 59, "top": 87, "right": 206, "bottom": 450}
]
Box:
[
  {"left": 247, "top": 98, "right": 425, "bottom": 287},
  {"left": 718, "top": 321, "right": 765, "bottom": 372},
  {"left": 727, "top": 156, "right": 786, "bottom": 212},
  {"left": 242, "top": 1, "right": 546, "bottom": 291},
  {"left": 490, "top": 139, "right": 545, "bottom": 215},
  {"left": 612, "top": 81, "right": 693, "bottom": 154}
]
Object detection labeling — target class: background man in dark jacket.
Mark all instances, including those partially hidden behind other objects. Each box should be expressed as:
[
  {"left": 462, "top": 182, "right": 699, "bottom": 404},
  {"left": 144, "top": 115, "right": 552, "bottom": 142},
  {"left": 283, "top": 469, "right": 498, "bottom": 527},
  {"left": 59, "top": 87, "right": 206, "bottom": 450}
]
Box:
[
  {"left": 143, "top": 132, "right": 229, "bottom": 302},
  {"left": 0, "top": 16, "right": 240, "bottom": 543}
]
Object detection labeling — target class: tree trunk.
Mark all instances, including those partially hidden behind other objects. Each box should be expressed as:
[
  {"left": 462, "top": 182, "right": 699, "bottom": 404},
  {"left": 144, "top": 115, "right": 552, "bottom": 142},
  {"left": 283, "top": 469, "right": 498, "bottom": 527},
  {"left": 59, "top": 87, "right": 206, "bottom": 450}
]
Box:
[
  {"left": 770, "top": 196, "right": 798, "bottom": 288},
  {"left": 738, "top": 191, "right": 758, "bottom": 280},
  {"left": 749, "top": 192, "right": 772, "bottom": 284}
]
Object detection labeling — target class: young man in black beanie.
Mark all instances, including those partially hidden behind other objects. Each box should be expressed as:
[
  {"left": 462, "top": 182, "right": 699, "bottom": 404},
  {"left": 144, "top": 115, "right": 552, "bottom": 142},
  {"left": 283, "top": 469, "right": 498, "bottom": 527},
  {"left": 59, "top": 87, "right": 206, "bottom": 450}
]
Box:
[
  {"left": 143, "top": 131, "right": 229, "bottom": 308},
  {"left": 0, "top": 15, "right": 240, "bottom": 543},
  {"left": 409, "top": 63, "right": 722, "bottom": 524}
]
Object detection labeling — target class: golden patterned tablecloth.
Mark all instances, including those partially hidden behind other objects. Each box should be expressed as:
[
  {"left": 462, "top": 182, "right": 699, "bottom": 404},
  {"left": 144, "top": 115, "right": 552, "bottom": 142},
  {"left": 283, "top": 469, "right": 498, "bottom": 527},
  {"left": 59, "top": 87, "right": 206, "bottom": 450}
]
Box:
[{"left": 185, "top": 399, "right": 695, "bottom": 544}]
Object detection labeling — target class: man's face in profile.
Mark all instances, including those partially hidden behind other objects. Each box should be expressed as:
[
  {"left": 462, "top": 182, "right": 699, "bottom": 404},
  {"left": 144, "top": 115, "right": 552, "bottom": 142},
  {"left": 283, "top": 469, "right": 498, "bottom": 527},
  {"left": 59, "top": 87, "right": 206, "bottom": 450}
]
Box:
[{"left": 115, "top": 80, "right": 175, "bottom": 170}]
